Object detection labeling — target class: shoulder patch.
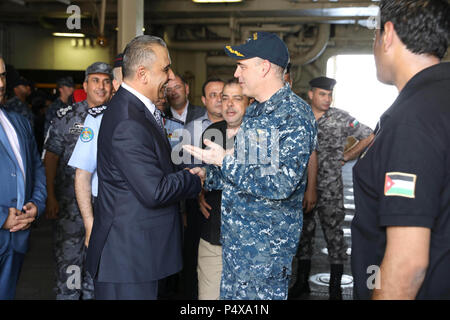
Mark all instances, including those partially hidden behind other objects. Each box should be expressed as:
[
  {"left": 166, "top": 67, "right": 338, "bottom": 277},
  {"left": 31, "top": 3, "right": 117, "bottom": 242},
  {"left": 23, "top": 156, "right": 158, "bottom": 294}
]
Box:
[
  {"left": 88, "top": 105, "right": 108, "bottom": 118},
  {"left": 384, "top": 172, "right": 417, "bottom": 199},
  {"left": 79, "top": 127, "right": 94, "bottom": 142},
  {"left": 56, "top": 105, "right": 73, "bottom": 119}
]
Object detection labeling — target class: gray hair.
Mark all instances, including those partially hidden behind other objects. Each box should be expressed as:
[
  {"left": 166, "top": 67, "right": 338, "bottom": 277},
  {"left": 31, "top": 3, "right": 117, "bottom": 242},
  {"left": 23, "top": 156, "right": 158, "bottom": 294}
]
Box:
[
  {"left": 122, "top": 35, "right": 167, "bottom": 80},
  {"left": 272, "top": 63, "right": 286, "bottom": 81},
  {"left": 254, "top": 57, "right": 286, "bottom": 81}
]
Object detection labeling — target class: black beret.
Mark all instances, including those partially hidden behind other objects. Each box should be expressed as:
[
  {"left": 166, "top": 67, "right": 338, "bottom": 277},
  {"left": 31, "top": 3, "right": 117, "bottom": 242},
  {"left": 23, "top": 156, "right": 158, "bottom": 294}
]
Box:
[{"left": 309, "top": 76, "right": 337, "bottom": 91}]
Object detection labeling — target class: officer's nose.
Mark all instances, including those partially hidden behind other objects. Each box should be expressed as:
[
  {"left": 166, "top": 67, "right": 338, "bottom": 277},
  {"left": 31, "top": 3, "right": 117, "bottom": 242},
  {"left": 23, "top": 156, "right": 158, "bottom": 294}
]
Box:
[{"left": 234, "top": 66, "right": 240, "bottom": 79}]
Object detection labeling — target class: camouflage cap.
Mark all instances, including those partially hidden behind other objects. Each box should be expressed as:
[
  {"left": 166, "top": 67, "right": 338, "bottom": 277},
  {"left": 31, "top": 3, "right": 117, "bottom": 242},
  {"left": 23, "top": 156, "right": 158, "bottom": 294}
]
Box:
[
  {"left": 85, "top": 62, "right": 113, "bottom": 80},
  {"left": 56, "top": 76, "right": 74, "bottom": 88}
]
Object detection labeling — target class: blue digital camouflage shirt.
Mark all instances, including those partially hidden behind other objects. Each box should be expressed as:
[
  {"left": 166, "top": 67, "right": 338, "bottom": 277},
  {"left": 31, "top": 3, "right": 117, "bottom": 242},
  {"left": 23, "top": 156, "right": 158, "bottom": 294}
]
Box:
[{"left": 204, "top": 83, "right": 317, "bottom": 299}]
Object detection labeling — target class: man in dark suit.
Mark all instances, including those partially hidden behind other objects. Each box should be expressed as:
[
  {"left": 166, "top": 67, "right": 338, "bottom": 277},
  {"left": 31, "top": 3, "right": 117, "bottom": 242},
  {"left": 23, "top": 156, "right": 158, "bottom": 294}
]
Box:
[
  {"left": 0, "top": 56, "right": 47, "bottom": 300},
  {"left": 86, "top": 35, "right": 202, "bottom": 300}
]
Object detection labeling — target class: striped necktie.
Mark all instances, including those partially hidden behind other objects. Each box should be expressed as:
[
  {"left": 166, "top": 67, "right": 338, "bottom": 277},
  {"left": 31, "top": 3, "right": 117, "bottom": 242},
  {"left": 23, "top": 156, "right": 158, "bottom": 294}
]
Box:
[{"left": 153, "top": 109, "right": 164, "bottom": 129}]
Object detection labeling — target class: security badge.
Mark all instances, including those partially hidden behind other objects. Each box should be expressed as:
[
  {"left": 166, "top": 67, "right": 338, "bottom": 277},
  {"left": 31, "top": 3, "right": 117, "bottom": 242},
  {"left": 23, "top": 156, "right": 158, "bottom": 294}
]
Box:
[{"left": 79, "top": 127, "right": 94, "bottom": 143}]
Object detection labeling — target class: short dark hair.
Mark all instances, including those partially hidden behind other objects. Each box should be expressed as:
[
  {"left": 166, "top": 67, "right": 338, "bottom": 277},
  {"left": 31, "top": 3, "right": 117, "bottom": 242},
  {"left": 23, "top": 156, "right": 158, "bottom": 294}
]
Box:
[
  {"left": 201, "top": 78, "right": 224, "bottom": 97},
  {"left": 226, "top": 78, "right": 239, "bottom": 85},
  {"left": 174, "top": 74, "right": 187, "bottom": 85},
  {"left": 379, "top": 0, "right": 449, "bottom": 59},
  {"left": 122, "top": 35, "right": 167, "bottom": 80}
]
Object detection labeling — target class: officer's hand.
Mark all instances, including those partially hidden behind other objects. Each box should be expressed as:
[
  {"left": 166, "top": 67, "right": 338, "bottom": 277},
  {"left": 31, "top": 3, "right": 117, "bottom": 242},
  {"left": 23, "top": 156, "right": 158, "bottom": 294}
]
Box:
[
  {"left": 45, "top": 195, "right": 59, "bottom": 220},
  {"left": 84, "top": 217, "right": 94, "bottom": 248},
  {"left": 302, "top": 187, "right": 317, "bottom": 213},
  {"left": 183, "top": 140, "right": 233, "bottom": 167},
  {"left": 189, "top": 167, "right": 206, "bottom": 188},
  {"left": 10, "top": 202, "right": 38, "bottom": 232},
  {"left": 1, "top": 208, "right": 21, "bottom": 230},
  {"left": 198, "top": 190, "right": 212, "bottom": 219}
]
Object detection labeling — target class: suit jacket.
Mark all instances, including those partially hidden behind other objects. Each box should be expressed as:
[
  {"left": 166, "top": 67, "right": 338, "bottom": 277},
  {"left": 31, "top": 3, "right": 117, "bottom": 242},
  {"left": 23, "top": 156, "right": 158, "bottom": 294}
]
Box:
[
  {"left": 0, "top": 108, "right": 46, "bottom": 256},
  {"left": 165, "top": 102, "right": 205, "bottom": 125},
  {"left": 86, "top": 86, "right": 202, "bottom": 283}
]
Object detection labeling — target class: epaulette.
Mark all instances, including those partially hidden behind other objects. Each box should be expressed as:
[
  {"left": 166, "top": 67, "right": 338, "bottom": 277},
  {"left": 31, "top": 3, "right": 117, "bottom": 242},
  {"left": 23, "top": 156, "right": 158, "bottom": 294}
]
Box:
[
  {"left": 88, "top": 105, "right": 108, "bottom": 118},
  {"left": 56, "top": 105, "right": 73, "bottom": 119}
]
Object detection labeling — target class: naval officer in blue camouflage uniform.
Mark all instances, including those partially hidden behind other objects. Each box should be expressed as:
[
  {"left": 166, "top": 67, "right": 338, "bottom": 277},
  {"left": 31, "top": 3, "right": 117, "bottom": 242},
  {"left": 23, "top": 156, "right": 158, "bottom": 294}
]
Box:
[
  {"left": 43, "top": 62, "right": 113, "bottom": 300},
  {"left": 184, "top": 32, "right": 317, "bottom": 300}
]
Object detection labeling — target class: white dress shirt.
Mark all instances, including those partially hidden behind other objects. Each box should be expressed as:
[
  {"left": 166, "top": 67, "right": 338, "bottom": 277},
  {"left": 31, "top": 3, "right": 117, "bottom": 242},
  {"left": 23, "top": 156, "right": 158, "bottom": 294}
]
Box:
[
  {"left": 171, "top": 101, "right": 189, "bottom": 123},
  {"left": 121, "top": 82, "right": 158, "bottom": 121}
]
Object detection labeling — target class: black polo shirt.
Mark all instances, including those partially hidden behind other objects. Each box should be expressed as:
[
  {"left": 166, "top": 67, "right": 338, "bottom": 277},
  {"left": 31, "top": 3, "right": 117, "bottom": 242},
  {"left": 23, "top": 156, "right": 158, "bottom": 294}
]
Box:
[
  {"left": 200, "top": 120, "right": 235, "bottom": 245},
  {"left": 351, "top": 62, "right": 450, "bottom": 299}
]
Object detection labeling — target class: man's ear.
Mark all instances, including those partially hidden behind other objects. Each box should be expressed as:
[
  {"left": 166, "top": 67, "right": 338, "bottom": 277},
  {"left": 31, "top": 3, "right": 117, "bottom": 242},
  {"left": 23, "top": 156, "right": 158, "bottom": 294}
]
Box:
[
  {"left": 201, "top": 96, "right": 206, "bottom": 106},
  {"left": 261, "top": 60, "right": 271, "bottom": 77},
  {"left": 185, "top": 83, "right": 190, "bottom": 97},
  {"left": 83, "top": 81, "right": 88, "bottom": 92},
  {"left": 308, "top": 90, "right": 313, "bottom": 101},
  {"left": 382, "top": 21, "right": 395, "bottom": 52},
  {"left": 136, "top": 66, "right": 147, "bottom": 83}
]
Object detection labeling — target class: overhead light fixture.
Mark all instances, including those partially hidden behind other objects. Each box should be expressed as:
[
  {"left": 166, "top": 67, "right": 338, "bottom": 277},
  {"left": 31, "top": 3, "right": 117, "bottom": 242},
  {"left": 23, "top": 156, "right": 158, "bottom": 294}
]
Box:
[
  {"left": 192, "top": 0, "right": 243, "bottom": 3},
  {"left": 8, "top": 0, "right": 25, "bottom": 5},
  {"left": 52, "top": 32, "right": 86, "bottom": 38}
]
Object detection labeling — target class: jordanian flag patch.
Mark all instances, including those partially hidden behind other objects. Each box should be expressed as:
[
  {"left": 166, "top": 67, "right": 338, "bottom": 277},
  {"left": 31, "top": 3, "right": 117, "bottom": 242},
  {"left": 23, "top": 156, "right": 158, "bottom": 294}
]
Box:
[{"left": 384, "top": 172, "right": 417, "bottom": 198}]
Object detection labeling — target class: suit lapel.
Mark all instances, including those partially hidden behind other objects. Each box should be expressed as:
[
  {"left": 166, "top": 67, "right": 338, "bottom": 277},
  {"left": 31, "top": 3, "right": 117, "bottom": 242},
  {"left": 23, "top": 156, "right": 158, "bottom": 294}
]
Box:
[{"left": 119, "top": 87, "right": 173, "bottom": 154}]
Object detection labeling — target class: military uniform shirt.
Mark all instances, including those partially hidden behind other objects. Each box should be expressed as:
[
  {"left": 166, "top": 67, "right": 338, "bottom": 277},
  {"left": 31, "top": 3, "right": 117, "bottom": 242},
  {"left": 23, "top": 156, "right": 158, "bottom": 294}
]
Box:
[
  {"left": 68, "top": 106, "right": 107, "bottom": 197},
  {"left": 316, "top": 108, "right": 372, "bottom": 194},
  {"left": 205, "top": 83, "right": 317, "bottom": 290},
  {"left": 44, "top": 100, "right": 89, "bottom": 196},
  {"left": 45, "top": 98, "right": 67, "bottom": 135}
]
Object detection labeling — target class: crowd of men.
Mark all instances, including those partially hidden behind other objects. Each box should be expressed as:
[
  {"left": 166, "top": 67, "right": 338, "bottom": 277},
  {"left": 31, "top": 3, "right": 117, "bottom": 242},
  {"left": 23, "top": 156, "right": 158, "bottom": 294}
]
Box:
[{"left": 0, "top": 0, "right": 449, "bottom": 301}]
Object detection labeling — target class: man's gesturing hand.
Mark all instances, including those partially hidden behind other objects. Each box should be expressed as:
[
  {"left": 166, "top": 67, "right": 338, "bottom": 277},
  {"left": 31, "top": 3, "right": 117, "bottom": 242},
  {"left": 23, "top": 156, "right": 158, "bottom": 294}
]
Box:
[{"left": 183, "top": 139, "right": 233, "bottom": 167}]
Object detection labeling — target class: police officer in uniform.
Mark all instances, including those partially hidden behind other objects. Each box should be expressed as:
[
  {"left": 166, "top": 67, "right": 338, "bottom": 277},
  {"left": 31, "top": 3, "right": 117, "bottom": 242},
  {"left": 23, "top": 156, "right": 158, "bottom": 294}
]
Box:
[
  {"left": 5, "top": 77, "right": 34, "bottom": 131},
  {"left": 43, "top": 62, "right": 113, "bottom": 300},
  {"left": 289, "top": 76, "right": 374, "bottom": 300},
  {"left": 68, "top": 54, "right": 122, "bottom": 249},
  {"left": 44, "top": 77, "right": 75, "bottom": 135}
]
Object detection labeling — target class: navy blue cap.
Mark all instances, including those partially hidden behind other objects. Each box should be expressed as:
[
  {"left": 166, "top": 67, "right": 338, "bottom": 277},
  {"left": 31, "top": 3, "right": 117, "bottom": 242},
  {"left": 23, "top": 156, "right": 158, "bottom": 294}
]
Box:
[
  {"left": 224, "top": 32, "right": 290, "bottom": 69},
  {"left": 309, "top": 76, "right": 337, "bottom": 91}
]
